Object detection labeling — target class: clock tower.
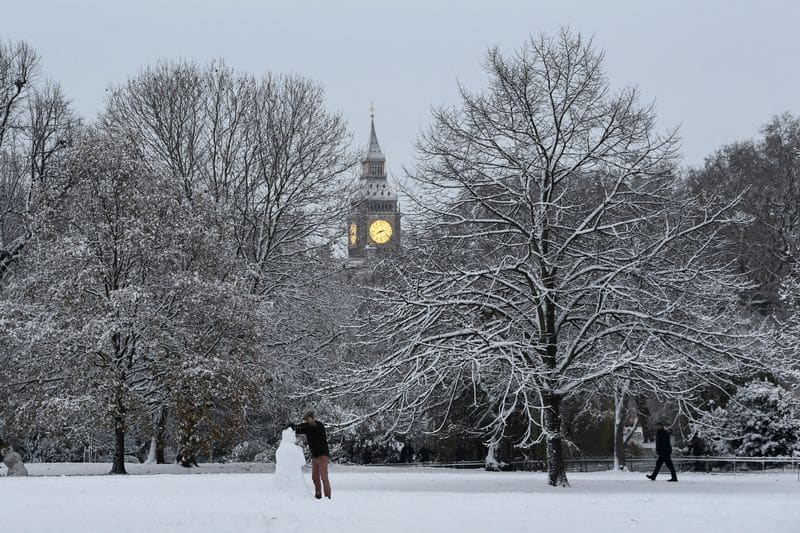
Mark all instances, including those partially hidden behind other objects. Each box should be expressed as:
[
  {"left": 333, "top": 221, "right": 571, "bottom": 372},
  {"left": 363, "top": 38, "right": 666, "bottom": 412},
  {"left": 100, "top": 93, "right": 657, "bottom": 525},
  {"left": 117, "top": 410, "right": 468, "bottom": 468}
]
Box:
[{"left": 348, "top": 112, "right": 401, "bottom": 261}]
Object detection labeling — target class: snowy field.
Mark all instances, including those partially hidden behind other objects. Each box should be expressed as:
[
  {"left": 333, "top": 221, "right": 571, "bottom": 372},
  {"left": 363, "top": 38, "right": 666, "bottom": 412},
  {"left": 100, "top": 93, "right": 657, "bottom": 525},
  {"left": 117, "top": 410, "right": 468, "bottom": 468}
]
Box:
[{"left": 2, "top": 463, "right": 798, "bottom": 533}]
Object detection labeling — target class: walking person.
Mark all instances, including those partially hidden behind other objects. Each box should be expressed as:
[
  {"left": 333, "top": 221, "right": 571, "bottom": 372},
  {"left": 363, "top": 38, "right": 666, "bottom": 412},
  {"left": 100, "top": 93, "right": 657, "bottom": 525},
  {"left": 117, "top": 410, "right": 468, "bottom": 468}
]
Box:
[
  {"left": 400, "top": 442, "right": 414, "bottom": 463},
  {"left": 293, "top": 411, "right": 332, "bottom": 499},
  {"left": 647, "top": 421, "right": 678, "bottom": 482}
]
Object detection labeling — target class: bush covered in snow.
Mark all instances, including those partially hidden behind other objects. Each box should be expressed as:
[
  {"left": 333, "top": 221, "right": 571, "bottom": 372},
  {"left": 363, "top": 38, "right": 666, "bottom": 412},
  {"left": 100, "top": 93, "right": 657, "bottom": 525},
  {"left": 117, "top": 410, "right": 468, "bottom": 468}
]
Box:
[{"left": 695, "top": 380, "right": 800, "bottom": 457}]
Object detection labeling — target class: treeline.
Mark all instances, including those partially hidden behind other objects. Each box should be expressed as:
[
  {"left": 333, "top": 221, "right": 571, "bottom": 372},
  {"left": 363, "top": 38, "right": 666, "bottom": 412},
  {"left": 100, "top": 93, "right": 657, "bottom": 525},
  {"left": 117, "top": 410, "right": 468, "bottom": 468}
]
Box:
[
  {"left": 0, "top": 41, "right": 355, "bottom": 472},
  {"left": 1, "top": 32, "right": 798, "bottom": 483}
]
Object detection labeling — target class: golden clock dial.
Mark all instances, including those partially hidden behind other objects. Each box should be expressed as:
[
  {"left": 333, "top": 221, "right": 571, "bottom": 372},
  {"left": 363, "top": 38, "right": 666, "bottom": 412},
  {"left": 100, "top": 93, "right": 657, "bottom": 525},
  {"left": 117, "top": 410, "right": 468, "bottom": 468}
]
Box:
[
  {"left": 349, "top": 223, "right": 357, "bottom": 246},
  {"left": 369, "top": 219, "right": 393, "bottom": 244}
]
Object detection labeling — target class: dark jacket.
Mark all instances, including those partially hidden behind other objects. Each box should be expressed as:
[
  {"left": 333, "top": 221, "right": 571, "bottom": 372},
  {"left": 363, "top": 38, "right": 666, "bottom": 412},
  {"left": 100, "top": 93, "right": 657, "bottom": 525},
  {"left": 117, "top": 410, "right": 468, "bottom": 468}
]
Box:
[
  {"left": 294, "top": 421, "right": 330, "bottom": 458},
  {"left": 655, "top": 428, "right": 672, "bottom": 457}
]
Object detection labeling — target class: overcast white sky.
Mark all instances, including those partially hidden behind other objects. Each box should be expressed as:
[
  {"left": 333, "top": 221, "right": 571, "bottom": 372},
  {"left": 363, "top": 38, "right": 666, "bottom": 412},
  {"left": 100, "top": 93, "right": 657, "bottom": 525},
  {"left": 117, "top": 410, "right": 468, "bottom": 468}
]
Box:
[{"left": 4, "top": 0, "right": 798, "bottom": 176}]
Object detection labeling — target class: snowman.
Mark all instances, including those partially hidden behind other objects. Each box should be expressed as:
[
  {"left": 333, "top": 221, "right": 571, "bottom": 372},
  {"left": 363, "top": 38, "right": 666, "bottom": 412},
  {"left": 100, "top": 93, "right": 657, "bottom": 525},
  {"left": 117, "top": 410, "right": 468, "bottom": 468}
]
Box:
[{"left": 274, "top": 427, "right": 310, "bottom": 498}]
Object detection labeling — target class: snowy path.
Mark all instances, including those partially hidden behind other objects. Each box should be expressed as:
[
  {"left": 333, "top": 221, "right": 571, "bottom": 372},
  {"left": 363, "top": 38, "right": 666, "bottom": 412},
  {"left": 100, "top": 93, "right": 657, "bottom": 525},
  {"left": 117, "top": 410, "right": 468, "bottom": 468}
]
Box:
[{"left": 1, "top": 466, "right": 798, "bottom": 532}]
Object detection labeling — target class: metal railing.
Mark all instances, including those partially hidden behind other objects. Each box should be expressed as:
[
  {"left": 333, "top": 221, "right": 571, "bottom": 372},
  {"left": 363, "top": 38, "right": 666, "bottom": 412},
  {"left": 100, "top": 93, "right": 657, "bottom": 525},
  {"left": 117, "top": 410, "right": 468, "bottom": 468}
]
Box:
[
  {"left": 558, "top": 455, "right": 799, "bottom": 475},
  {"left": 357, "top": 456, "right": 800, "bottom": 478}
]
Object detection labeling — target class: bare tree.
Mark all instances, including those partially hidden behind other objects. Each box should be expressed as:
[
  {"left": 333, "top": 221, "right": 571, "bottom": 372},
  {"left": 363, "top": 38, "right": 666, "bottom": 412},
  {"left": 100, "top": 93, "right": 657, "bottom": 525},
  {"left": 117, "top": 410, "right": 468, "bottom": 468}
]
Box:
[
  {"left": 102, "top": 61, "right": 356, "bottom": 295},
  {"left": 229, "top": 72, "right": 355, "bottom": 296},
  {"left": 689, "top": 113, "right": 800, "bottom": 312},
  {"left": 334, "top": 30, "right": 768, "bottom": 486},
  {"left": 0, "top": 39, "right": 79, "bottom": 282}
]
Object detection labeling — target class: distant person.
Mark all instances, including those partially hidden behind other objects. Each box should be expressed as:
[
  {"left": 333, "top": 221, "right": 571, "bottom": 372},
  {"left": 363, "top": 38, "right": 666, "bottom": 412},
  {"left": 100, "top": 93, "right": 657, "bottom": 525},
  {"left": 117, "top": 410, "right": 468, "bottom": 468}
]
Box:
[
  {"left": 176, "top": 436, "right": 200, "bottom": 467},
  {"left": 647, "top": 421, "right": 678, "bottom": 482},
  {"left": 400, "top": 443, "right": 414, "bottom": 463},
  {"left": 293, "top": 411, "right": 332, "bottom": 499},
  {"left": 688, "top": 432, "right": 707, "bottom": 472},
  {"left": 176, "top": 447, "right": 199, "bottom": 467}
]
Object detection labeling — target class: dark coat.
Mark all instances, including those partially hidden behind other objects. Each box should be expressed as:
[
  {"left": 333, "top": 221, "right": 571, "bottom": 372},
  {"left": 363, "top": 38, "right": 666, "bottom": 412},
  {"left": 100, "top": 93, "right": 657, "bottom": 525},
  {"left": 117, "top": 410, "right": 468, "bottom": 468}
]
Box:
[
  {"left": 400, "top": 444, "right": 414, "bottom": 463},
  {"left": 655, "top": 428, "right": 672, "bottom": 457},
  {"left": 294, "top": 421, "right": 330, "bottom": 458}
]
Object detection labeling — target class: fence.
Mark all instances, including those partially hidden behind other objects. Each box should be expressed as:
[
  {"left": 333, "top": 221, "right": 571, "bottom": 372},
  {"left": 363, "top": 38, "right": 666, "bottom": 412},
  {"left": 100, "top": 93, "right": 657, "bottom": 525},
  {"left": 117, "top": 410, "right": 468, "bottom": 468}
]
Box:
[
  {"left": 369, "top": 456, "right": 800, "bottom": 479},
  {"left": 558, "top": 455, "right": 799, "bottom": 475}
]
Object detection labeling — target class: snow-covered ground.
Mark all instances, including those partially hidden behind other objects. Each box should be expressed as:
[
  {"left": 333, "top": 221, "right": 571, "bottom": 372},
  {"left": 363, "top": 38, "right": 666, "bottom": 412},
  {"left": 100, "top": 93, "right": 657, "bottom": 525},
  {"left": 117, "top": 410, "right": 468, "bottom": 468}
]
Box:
[{"left": 2, "top": 463, "right": 798, "bottom": 532}]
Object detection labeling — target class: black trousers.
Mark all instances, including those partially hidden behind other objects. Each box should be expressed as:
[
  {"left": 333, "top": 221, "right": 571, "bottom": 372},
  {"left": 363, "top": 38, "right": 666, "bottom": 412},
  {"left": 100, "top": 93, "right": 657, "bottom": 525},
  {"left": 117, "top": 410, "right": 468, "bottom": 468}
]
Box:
[{"left": 652, "top": 454, "right": 677, "bottom": 479}]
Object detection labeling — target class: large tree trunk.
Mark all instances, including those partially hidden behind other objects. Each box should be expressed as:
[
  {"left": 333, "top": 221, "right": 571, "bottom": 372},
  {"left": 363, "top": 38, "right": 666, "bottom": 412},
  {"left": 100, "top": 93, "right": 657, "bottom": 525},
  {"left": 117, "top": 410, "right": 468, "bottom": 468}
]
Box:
[
  {"left": 543, "top": 393, "right": 569, "bottom": 487},
  {"left": 111, "top": 418, "right": 127, "bottom": 474},
  {"left": 110, "top": 386, "right": 127, "bottom": 475}
]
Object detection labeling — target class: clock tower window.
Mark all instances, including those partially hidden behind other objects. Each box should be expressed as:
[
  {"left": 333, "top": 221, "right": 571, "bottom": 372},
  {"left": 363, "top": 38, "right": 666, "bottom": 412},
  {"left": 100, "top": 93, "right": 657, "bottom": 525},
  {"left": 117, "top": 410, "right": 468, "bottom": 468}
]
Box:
[{"left": 369, "top": 162, "right": 383, "bottom": 176}]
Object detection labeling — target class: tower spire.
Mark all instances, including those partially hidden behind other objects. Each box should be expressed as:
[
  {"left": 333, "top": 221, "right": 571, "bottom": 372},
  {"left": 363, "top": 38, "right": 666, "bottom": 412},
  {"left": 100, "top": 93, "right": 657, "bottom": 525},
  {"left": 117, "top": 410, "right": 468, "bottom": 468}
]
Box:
[
  {"left": 348, "top": 105, "right": 401, "bottom": 264},
  {"left": 365, "top": 105, "right": 385, "bottom": 162}
]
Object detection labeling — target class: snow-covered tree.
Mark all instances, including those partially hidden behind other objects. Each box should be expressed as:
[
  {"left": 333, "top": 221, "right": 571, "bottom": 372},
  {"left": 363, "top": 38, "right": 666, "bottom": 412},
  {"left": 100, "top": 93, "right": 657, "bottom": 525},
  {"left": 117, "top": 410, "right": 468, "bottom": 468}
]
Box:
[
  {"left": 3, "top": 130, "right": 270, "bottom": 471},
  {"left": 7, "top": 133, "right": 161, "bottom": 472},
  {"left": 2, "top": 59, "right": 358, "bottom": 464},
  {"left": 333, "top": 30, "right": 768, "bottom": 487},
  {"left": 101, "top": 61, "right": 358, "bottom": 434}
]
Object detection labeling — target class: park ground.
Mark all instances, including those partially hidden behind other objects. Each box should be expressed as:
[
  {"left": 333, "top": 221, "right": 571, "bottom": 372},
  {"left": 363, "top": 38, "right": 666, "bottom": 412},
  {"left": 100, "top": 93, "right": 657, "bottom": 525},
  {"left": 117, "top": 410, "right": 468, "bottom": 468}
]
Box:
[{"left": 2, "top": 463, "right": 799, "bottom": 532}]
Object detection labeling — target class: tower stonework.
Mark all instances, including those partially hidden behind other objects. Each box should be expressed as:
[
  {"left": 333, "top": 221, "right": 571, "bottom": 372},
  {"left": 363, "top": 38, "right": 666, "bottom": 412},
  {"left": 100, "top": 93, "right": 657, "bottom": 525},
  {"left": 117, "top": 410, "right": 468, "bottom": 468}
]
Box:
[{"left": 347, "top": 114, "right": 401, "bottom": 262}]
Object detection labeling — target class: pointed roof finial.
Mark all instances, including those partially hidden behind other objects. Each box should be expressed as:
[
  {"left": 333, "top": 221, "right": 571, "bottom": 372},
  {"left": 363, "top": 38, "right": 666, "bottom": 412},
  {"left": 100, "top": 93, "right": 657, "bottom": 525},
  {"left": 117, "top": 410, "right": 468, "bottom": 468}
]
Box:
[{"left": 365, "top": 104, "right": 385, "bottom": 162}]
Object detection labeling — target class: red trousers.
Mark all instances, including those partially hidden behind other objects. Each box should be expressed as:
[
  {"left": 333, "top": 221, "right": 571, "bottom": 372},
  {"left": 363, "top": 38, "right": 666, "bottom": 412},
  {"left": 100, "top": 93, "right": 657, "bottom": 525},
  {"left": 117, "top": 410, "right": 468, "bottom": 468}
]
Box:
[{"left": 311, "top": 455, "right": 331, "bottom": 498}]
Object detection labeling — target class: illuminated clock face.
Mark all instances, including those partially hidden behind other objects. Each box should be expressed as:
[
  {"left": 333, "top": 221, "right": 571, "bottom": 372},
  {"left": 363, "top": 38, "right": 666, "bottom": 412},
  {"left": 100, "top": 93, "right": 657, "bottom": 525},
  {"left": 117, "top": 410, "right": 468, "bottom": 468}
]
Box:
[
  {"left": 369, "top": 219, "right": 393, "bottom": 244},
  {"left": 349, "top": 223, "right": 357, "bottom": 246}
]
